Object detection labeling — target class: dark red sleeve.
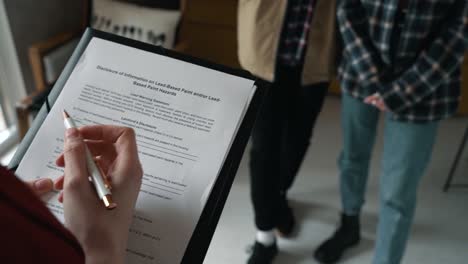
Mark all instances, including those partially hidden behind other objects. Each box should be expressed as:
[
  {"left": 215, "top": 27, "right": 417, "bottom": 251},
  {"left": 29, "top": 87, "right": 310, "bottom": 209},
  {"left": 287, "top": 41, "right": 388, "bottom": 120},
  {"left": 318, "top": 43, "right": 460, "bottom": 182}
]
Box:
[{"left": 0, "top": 166, "right": 85, "bottom": 264}]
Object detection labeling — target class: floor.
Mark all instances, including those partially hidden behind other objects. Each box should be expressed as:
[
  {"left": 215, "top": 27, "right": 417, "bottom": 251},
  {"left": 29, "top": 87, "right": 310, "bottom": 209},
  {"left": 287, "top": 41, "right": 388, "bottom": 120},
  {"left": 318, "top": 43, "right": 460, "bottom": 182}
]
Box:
[{"left": 204, "top": 97, "right": 468, "bottom": 264}]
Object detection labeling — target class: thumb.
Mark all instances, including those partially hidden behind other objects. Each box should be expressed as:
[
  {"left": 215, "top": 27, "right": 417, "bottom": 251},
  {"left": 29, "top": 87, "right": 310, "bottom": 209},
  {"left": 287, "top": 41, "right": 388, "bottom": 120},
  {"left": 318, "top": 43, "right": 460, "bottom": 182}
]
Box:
[
  {"left": 63, "top": 128, "right": 89, "bottom": 193},
  {"left": 25, "top": 178, "right": 54, "bottom": 196},
  {"left": 364, "top": 95, "right": 375, "bottom": 104}
]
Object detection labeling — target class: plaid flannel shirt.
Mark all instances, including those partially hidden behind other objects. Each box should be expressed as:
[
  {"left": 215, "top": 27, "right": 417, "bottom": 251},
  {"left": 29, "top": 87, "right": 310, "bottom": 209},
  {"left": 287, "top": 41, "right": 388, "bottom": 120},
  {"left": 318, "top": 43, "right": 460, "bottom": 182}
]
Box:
[
  {"left": 338, "top": 0, "right": 468, "bottom": 122},
  {"left": 278, "top": 0, "right": 316, "bottom": 66}
]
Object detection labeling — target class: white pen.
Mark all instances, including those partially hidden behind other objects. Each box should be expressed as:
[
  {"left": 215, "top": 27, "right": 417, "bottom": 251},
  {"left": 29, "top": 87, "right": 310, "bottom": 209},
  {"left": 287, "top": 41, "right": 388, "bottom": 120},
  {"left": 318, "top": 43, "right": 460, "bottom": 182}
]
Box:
[{"left": 62, "top": 110, "right": 117, "bottom": 210}]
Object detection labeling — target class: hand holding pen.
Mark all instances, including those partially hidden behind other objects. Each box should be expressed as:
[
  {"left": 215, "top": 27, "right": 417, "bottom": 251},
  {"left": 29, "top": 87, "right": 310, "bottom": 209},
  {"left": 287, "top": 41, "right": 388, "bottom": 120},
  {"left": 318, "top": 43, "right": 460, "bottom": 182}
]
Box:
[
  {"left": 62, "top": 110, "right": 116, "bottom": 209},
  {"left": 54, "top": 122, "right": 143, "bottom": 263}
]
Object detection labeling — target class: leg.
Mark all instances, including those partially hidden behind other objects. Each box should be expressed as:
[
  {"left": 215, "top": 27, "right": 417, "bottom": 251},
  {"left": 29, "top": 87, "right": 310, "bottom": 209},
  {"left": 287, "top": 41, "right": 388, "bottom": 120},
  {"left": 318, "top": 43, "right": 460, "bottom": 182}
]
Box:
[
  {"left": 272, "top": 81, "right": 328, "bottom": 237},
  {"left": 280, "top": 82, "right": 329, "bottom": 192},
  {"left": 248, "top": 66, "right": 302, "bottom": 264},
  {"left": 315, "top": 94, "right": 379, "bottom": 264},
  {"left": 249, "top": 79, "right": 284, "bottom": 231},
  {"left": 339, "top": 94, "right": 380, "bottom": 215},
  {"left": 374, "top": 116, "right": 438, "bottom": 264}
]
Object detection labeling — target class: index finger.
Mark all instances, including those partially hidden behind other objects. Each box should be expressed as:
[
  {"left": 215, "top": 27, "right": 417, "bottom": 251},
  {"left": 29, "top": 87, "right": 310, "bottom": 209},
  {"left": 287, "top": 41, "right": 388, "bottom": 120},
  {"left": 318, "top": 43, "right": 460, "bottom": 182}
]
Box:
[
  {"left": 80, "top": 125, "right": 139, "bottom": 163},
  {"left": 79, "top": 125, "right": 132, "bottom": 143}
]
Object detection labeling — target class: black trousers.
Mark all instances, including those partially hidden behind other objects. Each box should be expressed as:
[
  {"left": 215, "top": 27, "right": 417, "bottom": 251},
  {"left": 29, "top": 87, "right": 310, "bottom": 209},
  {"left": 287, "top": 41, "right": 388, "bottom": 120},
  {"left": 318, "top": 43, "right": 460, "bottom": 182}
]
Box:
[{"left": 250, "top": 63, "right": 328, "bottom": 230}]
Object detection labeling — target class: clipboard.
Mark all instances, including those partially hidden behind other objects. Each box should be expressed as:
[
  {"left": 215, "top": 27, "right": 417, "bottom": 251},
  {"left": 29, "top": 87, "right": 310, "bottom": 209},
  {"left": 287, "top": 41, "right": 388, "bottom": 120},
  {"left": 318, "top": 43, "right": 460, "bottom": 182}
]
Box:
[{"left": 8, "top": 28, "right": 268, "bottom": 264}]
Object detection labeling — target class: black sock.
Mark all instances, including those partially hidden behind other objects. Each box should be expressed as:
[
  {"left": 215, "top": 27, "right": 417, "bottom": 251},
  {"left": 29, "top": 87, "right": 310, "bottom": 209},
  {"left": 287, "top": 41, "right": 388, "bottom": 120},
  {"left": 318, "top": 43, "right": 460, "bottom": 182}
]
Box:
[{"left": 314, "top": 213, "right": 361, "bottom": 264}]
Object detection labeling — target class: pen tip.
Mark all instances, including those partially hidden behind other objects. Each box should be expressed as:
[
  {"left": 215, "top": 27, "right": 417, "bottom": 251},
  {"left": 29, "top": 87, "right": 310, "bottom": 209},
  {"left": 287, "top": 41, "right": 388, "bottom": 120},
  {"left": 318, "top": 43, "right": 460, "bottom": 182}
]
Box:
[{"left": 62, "top": 109, "right": 70, "bottom": 119}]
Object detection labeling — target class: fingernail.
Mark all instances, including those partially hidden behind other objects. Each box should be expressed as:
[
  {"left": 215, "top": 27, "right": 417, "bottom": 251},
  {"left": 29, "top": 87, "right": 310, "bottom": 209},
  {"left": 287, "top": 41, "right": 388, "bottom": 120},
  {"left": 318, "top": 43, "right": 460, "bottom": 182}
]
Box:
[
  {"left": 53, "top": 178, "right": 61, "bottom": 190},
  {"left": 34, "top": 178, "right": 52, "bottom": 191},
  {"left": 66, "top": 128, "right": 80, "bottom": 139}
]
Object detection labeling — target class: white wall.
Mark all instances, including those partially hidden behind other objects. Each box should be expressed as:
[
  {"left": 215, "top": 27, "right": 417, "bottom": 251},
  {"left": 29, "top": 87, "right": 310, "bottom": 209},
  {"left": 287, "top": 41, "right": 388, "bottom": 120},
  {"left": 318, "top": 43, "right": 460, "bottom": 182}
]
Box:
[
  {"left": 3, "top": 0, "right": 84, "bottom": 94},
  {"left": 0, "top": 0, "right": 26, "bottom": 125}
]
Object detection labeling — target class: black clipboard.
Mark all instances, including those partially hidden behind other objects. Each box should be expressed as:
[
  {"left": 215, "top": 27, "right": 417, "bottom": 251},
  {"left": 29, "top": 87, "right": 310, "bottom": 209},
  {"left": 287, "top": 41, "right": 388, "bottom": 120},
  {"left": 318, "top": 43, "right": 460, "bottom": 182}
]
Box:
[{"left": 8, "top": 28, "right": 268, "bottom": 264}]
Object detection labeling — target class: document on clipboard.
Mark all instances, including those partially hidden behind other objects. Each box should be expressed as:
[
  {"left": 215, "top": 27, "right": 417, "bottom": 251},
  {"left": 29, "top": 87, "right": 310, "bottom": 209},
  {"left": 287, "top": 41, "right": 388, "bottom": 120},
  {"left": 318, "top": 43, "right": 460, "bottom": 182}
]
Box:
[{"left": 12, "top": 29, "right": 265, "bottom": 264}]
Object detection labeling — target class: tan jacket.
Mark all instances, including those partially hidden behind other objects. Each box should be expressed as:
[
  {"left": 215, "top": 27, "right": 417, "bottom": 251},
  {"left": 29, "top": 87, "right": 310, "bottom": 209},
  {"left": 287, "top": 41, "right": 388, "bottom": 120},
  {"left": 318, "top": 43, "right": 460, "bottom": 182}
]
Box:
[{"left": 238, "top": 0, "right": 337, "bottom": 85}]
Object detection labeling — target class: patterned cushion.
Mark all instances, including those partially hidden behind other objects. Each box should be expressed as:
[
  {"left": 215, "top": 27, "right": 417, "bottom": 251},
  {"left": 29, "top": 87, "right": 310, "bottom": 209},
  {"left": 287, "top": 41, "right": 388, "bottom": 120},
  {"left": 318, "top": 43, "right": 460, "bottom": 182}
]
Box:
[
  {"left": 91, "top": 0, "right": 181, "bottom": 48},
  {"left": 115, "top": 0, "right": 180, "bottom": 10}
]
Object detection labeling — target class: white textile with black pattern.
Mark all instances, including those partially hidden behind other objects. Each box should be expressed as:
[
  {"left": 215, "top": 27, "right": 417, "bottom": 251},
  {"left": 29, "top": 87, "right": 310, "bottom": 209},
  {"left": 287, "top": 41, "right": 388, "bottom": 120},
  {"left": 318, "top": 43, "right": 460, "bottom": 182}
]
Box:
[{"left": 92, "top": 0, "right": 181, "bottom": 48}]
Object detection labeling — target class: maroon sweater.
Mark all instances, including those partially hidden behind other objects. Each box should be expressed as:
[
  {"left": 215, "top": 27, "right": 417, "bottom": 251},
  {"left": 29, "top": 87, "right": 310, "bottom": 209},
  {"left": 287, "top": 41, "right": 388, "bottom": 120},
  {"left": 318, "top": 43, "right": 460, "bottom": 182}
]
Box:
[{"left": 0, "top": 166, "right": 84, "bottom": 263}]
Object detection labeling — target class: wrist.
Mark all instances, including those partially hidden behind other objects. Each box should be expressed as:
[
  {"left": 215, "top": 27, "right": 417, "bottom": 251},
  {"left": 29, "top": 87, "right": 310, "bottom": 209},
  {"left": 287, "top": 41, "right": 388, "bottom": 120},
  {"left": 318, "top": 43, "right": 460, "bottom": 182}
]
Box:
[
  {"left": 379, "top": 83, "right": 409, "bottom": 114},
  {"left": 84, "top": 244, "right": 125, "bottom": 264},
  {"left": 78, "top": 228, "right": 127, "bottom": 264}
]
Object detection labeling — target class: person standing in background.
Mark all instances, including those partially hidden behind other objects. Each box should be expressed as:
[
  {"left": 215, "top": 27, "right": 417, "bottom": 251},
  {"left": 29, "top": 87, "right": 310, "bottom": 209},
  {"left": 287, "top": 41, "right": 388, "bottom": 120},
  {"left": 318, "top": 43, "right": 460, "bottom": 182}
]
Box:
[
  {"left": 314, "top": 1, "right": 468, "bottom": 263},
  {"left": 237, "top": 0, "right": 337, "bottom": 263}
]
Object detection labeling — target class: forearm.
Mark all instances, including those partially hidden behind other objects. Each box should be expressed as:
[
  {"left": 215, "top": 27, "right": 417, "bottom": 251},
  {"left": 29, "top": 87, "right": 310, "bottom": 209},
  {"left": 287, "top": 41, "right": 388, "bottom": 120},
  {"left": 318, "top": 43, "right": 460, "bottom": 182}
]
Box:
[
  {"left": 337, "top": 0, "right": 388, "bottom": 87},
  {"left": 73, "top": 224, "right": 127, "bottom": 264},
  {"left": 84, "top": 242, "right": 125, "bottom": 264},
  {"left": 379, "top": 0, "right": 468, "bottom": 113},
  {"left": 86, "top": 254, "right": 124, "bottom": 264}
]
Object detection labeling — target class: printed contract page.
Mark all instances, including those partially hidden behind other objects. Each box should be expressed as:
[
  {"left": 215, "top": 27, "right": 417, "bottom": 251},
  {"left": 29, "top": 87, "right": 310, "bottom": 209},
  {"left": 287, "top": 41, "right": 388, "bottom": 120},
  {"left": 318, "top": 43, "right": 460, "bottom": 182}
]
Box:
[{"left": 16, "top": 38, "right": 256, "bottom": 264}]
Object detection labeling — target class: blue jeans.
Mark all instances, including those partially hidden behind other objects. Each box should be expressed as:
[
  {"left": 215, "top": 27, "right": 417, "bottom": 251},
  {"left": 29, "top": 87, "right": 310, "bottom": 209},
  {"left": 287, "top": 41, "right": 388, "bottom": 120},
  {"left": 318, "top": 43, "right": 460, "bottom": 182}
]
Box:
[{"left": 339, "top": 94, "right": 439, "bottom": 264}]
